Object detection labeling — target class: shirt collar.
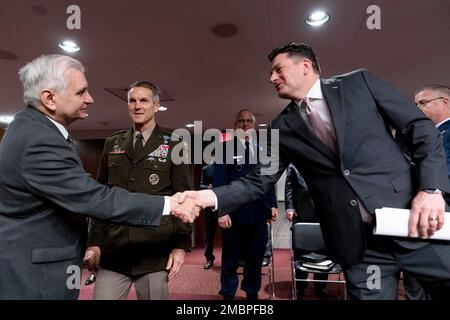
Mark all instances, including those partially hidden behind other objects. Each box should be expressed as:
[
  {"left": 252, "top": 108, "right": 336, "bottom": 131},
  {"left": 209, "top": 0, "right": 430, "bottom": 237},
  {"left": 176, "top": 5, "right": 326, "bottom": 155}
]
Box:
[
  {"left": 306, "top": 78, "right": 323, "bottom": 101},
  {"left": 436, "top": 118, "right": 450, "bottom": 128},
  {"left": 294, "top": 78, "right": 323, "bottom": 105},
  {"left": 45, "top": 116, "right": 68, "bottom": 139},
  {"left": 134, "top": 124, "right": 156, "bottom": 144}
]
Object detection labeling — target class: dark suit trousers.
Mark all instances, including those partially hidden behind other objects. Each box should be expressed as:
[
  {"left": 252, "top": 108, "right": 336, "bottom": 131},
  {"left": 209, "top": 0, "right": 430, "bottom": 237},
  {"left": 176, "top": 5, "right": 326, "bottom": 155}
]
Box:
[
  {"left": 204, "top": 208, "right": 218, "bottom": 261},
  {"left": 219, "top": 222, "right": 267, "bottom": 296},
  {"left": 343, "top": 234, "right": 450, "bottom": 300}
]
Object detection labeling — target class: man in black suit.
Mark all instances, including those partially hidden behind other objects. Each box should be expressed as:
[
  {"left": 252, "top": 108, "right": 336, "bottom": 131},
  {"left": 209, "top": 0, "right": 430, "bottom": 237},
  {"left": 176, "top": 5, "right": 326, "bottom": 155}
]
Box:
[
  {"left": 0, "top": 54, "right": 200, "bottom": 299},
  {"left": 200, "top": 152, "right": 218, "bottom": 269},
  {"left": 285, "top": 164, "right": 328, "bottom": 299},
  {"left": 183, "top": 43, "right": 450, "bottom": 299},
  {"left": 214, "top": 110, "right": 278, "bottom": 300}
]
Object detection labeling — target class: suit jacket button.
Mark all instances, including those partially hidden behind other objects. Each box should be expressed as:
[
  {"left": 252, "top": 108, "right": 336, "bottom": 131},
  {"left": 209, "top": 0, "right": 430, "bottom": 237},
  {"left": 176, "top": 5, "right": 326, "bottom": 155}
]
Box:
[
  {"left": 349, "top": 200, "right": 358, "bottom": 207},
  {"left": 343, "top": 169, "right": 351, "bottom": 176},
  {"left": 130, "top": 177, "right": 136, "bottom": 182}
]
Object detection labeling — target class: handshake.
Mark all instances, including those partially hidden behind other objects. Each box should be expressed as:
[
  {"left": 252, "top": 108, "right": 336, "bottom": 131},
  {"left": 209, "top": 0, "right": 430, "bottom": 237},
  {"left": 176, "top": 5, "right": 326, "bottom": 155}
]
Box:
[{"left": 169, "top": 190, "right": 216, "bottom": 223}]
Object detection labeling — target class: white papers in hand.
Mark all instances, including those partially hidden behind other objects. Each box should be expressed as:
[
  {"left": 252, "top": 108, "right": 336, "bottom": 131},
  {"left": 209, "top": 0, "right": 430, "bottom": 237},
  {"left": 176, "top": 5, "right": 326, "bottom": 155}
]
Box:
[{"left": 374, "top": 207, "right": 450, "bottom": 240}]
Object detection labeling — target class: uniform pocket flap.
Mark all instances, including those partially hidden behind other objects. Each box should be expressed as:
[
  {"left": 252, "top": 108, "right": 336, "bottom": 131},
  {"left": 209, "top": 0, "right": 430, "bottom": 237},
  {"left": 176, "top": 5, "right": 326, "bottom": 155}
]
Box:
[{"left": 32, "top": 245, "right": 77, "bottom": 264}]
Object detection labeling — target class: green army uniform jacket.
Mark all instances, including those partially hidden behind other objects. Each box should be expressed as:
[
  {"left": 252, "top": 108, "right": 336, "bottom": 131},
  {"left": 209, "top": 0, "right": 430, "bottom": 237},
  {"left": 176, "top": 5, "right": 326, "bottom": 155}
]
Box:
[{"left": 87, "top": 125, "right": 193, "bottom": 276}]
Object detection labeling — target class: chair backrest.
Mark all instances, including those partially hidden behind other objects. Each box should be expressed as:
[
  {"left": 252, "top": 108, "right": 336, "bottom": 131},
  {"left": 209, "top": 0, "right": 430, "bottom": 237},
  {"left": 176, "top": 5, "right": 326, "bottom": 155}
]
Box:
[{"left": 291, "top": 222, "right": 326, "bottom": 252}]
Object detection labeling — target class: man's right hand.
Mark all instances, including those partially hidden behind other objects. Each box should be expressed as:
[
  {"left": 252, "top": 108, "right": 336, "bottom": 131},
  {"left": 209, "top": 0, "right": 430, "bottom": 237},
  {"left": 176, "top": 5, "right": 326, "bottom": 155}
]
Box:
[
  {"left": 180, "top": 190, "right": 217, "bottom": 208},
  {"left": 170, "top": 193, "right": 204, "bottom": 223},
  {"left": 83, "top": 246, "right": 101, "bottom": 273}
]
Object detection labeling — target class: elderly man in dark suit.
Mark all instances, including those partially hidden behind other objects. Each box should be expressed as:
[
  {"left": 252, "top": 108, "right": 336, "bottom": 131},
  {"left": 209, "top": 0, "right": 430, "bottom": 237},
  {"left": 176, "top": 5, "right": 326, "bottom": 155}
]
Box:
[
  {"left": 183, "top": 43, "right": 450, "bottom": 299},
  {"left": 0, "top": 54, "right": 200, "bottom": 300},
  {"left": 214, "top": 109, "right": 278, "bottom": 300}
]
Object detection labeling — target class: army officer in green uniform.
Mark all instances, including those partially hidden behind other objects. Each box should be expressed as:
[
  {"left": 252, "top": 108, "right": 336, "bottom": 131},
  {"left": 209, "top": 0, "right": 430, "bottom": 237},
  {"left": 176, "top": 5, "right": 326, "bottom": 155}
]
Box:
[{"left": 85, "top": 81, "right": 193, "bottom": 300}]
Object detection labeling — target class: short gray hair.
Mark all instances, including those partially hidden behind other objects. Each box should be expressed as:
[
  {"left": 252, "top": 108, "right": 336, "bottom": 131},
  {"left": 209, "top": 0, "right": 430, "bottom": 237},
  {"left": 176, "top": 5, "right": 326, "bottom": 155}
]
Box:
[
  {"left": 18, "top": 54, "right": 85, "bottom": 107},
  {"left": 415, "top": 84, "right": 450, "bottom": 98}
]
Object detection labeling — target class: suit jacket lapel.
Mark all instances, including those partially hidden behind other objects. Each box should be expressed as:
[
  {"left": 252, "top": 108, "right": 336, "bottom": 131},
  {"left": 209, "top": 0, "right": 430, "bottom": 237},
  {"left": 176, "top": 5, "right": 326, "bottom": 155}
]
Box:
[
  {"left": 321, "top": 78, "right": 345, "bottom": 159},
  {"left": 120, "top": 130, "right": 134, "bottom": 161},
  {"left": 25, "top": 106, "right": 83, "bottom": 165},
  {"left": 283, "top": 101, "right": 335, "bottom": 160}
]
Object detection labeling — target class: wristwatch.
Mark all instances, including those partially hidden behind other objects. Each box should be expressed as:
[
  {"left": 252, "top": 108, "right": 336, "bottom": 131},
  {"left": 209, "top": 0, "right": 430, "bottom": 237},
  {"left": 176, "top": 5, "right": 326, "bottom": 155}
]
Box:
[{"left": 423, "top": 189, "right": 443, "bottom": 195}]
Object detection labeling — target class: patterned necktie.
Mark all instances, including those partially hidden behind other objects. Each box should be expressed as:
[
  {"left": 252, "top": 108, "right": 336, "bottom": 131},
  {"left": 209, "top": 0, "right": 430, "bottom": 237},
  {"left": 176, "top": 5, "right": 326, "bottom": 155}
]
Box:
[
  {"left": 133, "top": 133, "right": 144, "bottom": 160},
  {"left": 301, "top": 99, "right": 337, "bottom": 154},
  {"left": 66, "top": 135, "right": 76, "bottom": 151}
]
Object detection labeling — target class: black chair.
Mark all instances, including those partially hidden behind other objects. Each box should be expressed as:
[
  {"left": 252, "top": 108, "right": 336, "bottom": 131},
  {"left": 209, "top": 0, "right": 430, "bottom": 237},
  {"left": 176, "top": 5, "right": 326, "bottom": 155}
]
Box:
[
  {"left": 238, "top": 223, "right": 275, "bottom": 298},
  {"left": 291, "top": 222, "right": 346, "bottom": 300}
]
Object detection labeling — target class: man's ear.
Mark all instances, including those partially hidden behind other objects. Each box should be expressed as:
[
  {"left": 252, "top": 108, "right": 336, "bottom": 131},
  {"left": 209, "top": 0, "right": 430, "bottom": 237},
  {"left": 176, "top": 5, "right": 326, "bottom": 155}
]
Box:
[
  {"left": 40, "top": 89, "right": 57, "bottom": 112},
  {"left": 302, "top": 58, "right": 313, "bottom": 75}
]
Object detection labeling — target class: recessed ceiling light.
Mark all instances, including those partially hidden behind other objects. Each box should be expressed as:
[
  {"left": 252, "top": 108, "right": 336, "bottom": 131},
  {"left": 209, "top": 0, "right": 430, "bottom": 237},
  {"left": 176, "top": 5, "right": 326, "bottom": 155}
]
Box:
[
  {"left": 258, "top": 124, "right": 268, "bottom": 127},
  {"left": 31, "top": 6, "right": 48, "bottom": 15},
  {"left": 0, "top": 49, "right": 18, "bottom": 60},
  {"left": 0, "top": 115, "right": 14, "bottom": 124},
  {"left": 305, "top": 11, "right": 330, "bottom": 27},
  {"left": 185, "top": 124, "right": 195, "bottom": 128},
  {"left": 159, "top": 106, "right": 168, "bottom": 111},
  {"left": 58, "top": 40, "right": 80, "bottom": 53},
  {"left": 211, "top": 23, "right": 239, "bottom": 38}
]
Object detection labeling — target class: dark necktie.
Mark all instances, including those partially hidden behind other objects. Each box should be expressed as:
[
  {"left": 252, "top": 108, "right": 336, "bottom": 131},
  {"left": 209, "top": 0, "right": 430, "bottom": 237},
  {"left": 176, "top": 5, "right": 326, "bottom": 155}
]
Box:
[
  {"left": 244, "top": 140, "right": 250, "bottom": 164},
  {"left": 133, "top": 133, "right": 144, "bottom": 161},
  {"left": 301, "top": 99, "right": 337, "bottom": 155},
  {"left": 66, "top": 135, "right": 82, "bottom": 163},
  {"left": 66, "top": 135, "right": 76, "bottom": 151}
]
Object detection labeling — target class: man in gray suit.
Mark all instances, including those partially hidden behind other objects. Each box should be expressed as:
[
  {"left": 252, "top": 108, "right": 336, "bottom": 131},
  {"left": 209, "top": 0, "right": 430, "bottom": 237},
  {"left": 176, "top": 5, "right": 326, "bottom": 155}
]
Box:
[
  {"left": 182, "top": 43, "right": 450, "bottom": 299},
  {"left": 0, "top": 54, "right": 201, "bottom": 300}
]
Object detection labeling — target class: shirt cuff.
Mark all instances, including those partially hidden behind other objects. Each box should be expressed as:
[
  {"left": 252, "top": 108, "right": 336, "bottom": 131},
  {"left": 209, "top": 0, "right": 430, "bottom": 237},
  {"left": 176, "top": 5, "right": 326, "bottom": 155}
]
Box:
[
  {"left": 162, "top": 196, "right": 170, "bottom": 215},
  {"left": 212, "top": 191, "right": 218, "bottom": 211}
]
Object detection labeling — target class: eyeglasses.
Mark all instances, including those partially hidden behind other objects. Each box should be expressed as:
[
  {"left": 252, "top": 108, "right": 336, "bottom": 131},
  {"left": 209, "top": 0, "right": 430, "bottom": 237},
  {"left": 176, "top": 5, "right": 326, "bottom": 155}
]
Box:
[
  {"left": 236, "top": 119, "right": 255, "bottom": 124},
  {"left": 415, "top": 97, "right": 446, "bottom": 108}
]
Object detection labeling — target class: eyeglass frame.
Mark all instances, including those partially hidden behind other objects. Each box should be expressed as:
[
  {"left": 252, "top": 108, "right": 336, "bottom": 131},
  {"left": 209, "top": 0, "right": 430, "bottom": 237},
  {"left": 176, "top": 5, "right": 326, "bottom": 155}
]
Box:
[
  {"left": 236, "top": 119, "right": 255, "bottom": 124},
  {"left": 415, "top": 96, "right": 447, "bottom": 108}
]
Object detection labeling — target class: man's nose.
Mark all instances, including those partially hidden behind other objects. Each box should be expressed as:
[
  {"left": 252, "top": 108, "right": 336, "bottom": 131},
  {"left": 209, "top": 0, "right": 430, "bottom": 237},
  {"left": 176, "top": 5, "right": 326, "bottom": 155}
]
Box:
[{"left": 85, "top": 92, "right": 94, "bottom": 104}]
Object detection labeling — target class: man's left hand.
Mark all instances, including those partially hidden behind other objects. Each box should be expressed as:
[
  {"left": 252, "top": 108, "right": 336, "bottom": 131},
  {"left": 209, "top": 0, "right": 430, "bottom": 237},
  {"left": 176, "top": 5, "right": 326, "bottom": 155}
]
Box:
[
  {"left": 409, "top": 191, "right": 445, "bottom": 238},
  {"left": 166, "top": 248, "right": 185, "bottom": 281}
]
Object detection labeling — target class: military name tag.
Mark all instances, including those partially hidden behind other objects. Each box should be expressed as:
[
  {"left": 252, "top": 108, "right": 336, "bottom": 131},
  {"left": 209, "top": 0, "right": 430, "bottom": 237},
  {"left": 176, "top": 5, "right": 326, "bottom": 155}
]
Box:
[{"left": 149, "top": 174, "right": 160, "bottom": 185}]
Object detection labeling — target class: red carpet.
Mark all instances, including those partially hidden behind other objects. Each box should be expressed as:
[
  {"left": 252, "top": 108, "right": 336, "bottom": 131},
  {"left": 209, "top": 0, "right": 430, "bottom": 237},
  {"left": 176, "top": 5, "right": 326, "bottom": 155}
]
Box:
[{"left": 79, "top": 247, "right": 406, "bottom": 300}]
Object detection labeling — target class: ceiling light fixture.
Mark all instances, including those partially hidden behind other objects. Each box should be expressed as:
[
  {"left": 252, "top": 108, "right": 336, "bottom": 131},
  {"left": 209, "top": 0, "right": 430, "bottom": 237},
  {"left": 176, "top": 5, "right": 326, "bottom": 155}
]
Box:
[
  {"left": 305, "top": 11, "right": 330, "bottom": 27},
  {"left": 0, "top": 115, "right": 14, "bottom": 124},
  {"left": 211, "top": 23, "right": 239, "bottom": 38},
  {"left": 185, "top": 124, "right": 195, "bottom": 128},
  {"left": 58, "top": 40, "right": 80, "bottom": 53},
  {"left": 258, "top": 124, "right": 268, "bottom": 127},
  {"left": 159, "top": 106, "right": 168, "bottom": 111}
]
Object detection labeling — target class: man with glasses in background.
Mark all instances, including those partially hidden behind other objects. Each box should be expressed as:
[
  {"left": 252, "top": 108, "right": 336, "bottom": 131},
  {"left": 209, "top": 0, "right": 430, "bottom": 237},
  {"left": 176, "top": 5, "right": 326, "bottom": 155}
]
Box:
[{"left": 415, "top": 84, "right": 450, "bottom": 204}]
